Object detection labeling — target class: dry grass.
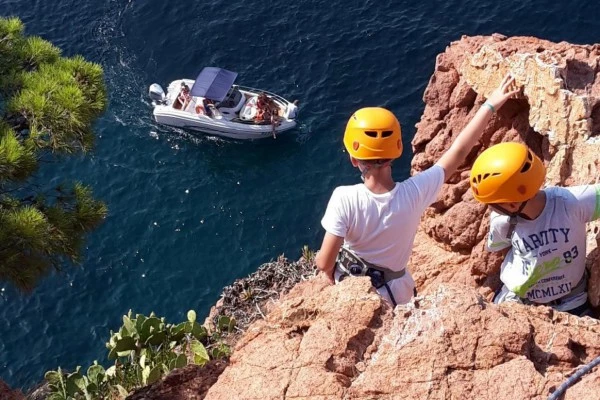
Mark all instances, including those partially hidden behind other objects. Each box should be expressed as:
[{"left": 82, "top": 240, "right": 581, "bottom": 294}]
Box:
[{"left": 207, "top": 252, "right": 317, "bottom": 336}]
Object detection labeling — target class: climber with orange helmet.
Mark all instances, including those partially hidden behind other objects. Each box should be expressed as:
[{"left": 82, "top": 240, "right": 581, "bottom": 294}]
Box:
[
  {"left": 315, "top": 74, "right": 519, "bottom": 306},
  {"left": 470, "top": 142, "right": 599, "bottom": 316}
]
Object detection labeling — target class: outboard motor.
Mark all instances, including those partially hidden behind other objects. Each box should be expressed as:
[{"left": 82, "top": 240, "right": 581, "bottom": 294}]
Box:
[
  {"left": 285, "top": 100, "right": 299, "bottom": 119},
  {"left": 148, "top": 83, "right": 166, "bottom": 105}
]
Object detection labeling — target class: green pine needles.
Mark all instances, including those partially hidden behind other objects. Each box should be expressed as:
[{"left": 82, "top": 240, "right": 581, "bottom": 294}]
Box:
[{"left": 0, "top": 17, "right": 108, "bottom": 291}]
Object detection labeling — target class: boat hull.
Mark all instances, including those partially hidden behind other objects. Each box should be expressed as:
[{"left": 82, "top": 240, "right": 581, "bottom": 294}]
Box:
[{"left": 152, "top": 106, "right": 297, "bottom": 140}]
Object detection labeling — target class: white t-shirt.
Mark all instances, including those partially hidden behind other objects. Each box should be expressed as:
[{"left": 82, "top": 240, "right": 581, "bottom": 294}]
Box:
[
  {"left": 488, "top": 185, "right": 600, "bottom": 306},
  {"left": 321, "top": 165, "right": 445, "bottom": 304}
]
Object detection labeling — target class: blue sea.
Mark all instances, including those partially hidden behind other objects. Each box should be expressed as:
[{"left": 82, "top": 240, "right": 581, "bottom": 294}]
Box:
[{"left": 1, "top": 0, "right": 599, "bottom": 390}]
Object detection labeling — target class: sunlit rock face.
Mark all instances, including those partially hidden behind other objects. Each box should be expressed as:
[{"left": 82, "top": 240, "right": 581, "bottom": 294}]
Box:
[
  {"left": 409, "top": 35, "right": 600, "bottom": 305},
  {"left": 205, "top": 279, "right": 600, "bottom": 400}
]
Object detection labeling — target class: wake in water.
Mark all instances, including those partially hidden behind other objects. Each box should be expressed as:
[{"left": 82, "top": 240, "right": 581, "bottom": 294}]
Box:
[
  {"left": 92, "top": 0, "right": 166, "bottom": 138},
  {"left": 91, "top": 0, "right": 309, "bottom": 147}
]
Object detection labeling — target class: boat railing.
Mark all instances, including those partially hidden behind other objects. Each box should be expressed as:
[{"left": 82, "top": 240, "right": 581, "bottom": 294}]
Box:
[{"left": 234, "top": 85, "right": 291, "bottom": 105}]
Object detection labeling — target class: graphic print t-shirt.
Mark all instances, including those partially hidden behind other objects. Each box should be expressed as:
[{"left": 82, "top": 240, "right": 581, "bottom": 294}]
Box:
[{"left": 487, "top": 185, "right": 600, "bottom": 303}]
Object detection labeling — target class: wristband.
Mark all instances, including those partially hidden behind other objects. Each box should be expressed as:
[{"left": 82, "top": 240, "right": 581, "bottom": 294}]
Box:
[{"left": 483, "top": 102, "right": 496, "bottom": 113}]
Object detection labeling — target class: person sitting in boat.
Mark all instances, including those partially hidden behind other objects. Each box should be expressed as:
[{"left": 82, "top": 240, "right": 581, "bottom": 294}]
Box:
[
  {"left": 255, "top": 93, "right": 268, "bottom": 121},
  {"left": 253, "top": 93, "right": 264, "bottom": 122},
  {"left": 203, "top": 98, "right": 215, "bottom": 117},
  {"left": 269, "top": 112, "right": 280, "bottom": 139},
  {"left": 256, "top": 93, "right": 267, "bottom": 106},
  {"left": 177, "top": 83, "right": 191, "bottom": 110},
  {"left": 255, "top": 93, "right": 279, "bottom": 123}
]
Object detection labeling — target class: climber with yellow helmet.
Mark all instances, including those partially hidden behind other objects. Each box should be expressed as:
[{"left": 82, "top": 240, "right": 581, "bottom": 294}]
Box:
[
  {"left": 470, "top": 142, "right": 599, "bottom": 316},
  {"left": 315, "top": 75, "right": 519, "bottom": 306}
]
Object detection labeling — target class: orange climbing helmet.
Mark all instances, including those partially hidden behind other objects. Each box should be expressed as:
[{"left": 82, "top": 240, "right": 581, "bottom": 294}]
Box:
[
  {"left": 343, "top": 107, "right": 402, "bottom": 160},
  {"left": 470, "top": 142, "right": 546, "bottom": 204}
]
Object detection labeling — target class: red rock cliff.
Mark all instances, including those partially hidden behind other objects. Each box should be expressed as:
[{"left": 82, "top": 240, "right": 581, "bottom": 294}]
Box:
[
  {"left": 131, "top": 35, "right": 600, "bottom": 400},
  {"left": 409, "top": 34, "right": 600, "bottom": 306}
]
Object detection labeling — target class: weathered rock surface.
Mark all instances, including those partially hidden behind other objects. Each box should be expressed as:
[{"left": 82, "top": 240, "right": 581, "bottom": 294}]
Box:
[
  {"left": 409, "top": 35, "right": 600, "bottom": 304},
  {"left": 205, "top": 277, "right": 392, "bottom": 399},
  {"left": 0, "top": 380, "right": 24, "bottom": 400},
  {"left": 127, "top": 361, "right": 227, "bottom": 400},
  {"left": 205, "top": 278, "right": 600, "bottom": 399}
]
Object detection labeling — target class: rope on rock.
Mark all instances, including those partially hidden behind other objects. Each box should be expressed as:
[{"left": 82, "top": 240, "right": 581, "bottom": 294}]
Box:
[{"left": 548, "top": 355, "right": 600, "bottom": 400}]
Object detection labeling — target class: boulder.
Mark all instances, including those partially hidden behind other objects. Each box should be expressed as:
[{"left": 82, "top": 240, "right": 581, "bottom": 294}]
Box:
[
  {"left": 205, "top": 277, "right": 392, "bottom": 399},
  {"left": 205, "top": 278, "right": 600, "bottom": 399}
]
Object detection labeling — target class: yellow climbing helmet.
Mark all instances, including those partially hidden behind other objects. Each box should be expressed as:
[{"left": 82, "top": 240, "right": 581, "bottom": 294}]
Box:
[
  {"left": 343, "top": 107, "right": 402, "bottom": 160},
  {"left": 470, "top": 142, "right": 546, "bottom": 204}
]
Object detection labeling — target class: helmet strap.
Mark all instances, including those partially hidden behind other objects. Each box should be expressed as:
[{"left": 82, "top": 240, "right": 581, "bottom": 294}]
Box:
[
  {"left": 505, "top": 200, "right": 529, "bottom": 239},
  {"left": 357, "top": 163, "right": 371, "bottom": 182}
]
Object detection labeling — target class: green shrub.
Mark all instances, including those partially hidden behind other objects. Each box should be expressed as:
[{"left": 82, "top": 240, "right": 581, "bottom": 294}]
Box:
[{"left": 45, "top": 310, "right": 235, "bottom": 399}]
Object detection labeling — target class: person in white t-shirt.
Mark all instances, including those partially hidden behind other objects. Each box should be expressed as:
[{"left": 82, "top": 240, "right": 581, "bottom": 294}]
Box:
[
  {"left": 315, "top": 75, "right": 519, "bottom": 306},
  {"left": 470, "top": 142, "right": 599, "bottom": 316}
]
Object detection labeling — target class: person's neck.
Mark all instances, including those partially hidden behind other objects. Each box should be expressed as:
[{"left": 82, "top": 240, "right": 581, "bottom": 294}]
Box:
[
  {"left": 363, "top": 170, "right": 395, "bottom": 194},
  {"left": 520, "top": 191, "right": 546, "bottom": 220}
]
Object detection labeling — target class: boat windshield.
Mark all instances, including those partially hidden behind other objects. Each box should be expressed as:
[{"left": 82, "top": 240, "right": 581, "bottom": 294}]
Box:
[{"left": 218, "top": 86, "right": 243, "bottom": 108}]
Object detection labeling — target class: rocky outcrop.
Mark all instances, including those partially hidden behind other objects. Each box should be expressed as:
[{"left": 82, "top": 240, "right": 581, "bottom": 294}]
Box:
[
  {"left": 205, "top": 278, "right": 600, "bottom": 399},
  {"left": 0, "top": 380, "right": 24, "bottom": 400},
  {"left": 409, "top": 35, "right": 600, "bottom": 304},
  {"left": 134, "top": 35, "right": 600, "bottom": 399},
  {"left": 205, "top": 277, "right": 391, "bottom": 399},
  {"left": 126, "top": 362, "right": 227, "bottom": 400}
]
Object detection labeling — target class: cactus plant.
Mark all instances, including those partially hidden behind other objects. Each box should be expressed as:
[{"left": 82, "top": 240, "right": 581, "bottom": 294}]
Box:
[{"left": 46, "top": 309, "right": 232, "bottom": 399}]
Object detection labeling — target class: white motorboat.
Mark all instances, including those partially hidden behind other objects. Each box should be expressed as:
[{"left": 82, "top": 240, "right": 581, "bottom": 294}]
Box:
[{"left": 148, "top": 67, "right": 299, "bottom": 140}]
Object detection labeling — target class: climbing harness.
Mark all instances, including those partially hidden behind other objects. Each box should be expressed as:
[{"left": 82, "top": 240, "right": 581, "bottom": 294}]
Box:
[
  {"left": 548, "top": 355, "right": 600, "bottom": 400},
  {"left": 546, "top": 275, "right": 588, "bottom": 306},
  {"left": 335, "top": 247, "right": 404, "bottom": 306}
]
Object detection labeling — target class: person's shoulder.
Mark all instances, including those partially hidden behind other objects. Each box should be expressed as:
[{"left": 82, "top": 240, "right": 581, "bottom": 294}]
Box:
[
  {"left": 490, "top": 210, "right": 509, "bottom": 226},
  {"left": 398, "top": 165, "right": 444, "bottom": 188},
  {"left": 409, "top": 164, "right": 444, "bottom": 181},
  {"left": 331, "top": 184, "right": 363, "bottom": 198},
  {"left": 545, "top": 186, "right": 579, "bottom": 203},
  {"left": 545, "top": 186, "right": 568, "bottom": 195},
  {"left": 414, "top": 164, "right": 444, "bottom": 176},
  {"left": 327, "top": 185, "right": 364, "bottom": 213}
]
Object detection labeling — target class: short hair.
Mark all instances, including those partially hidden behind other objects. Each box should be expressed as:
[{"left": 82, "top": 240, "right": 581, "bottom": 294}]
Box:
[{"left": 358, "top": 159, "right": 392, "bottom": 166}]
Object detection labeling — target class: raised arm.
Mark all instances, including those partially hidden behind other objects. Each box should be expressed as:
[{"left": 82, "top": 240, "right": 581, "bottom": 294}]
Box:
[{"left": 436, "top": 75, "right": 519, "bottom": 182}]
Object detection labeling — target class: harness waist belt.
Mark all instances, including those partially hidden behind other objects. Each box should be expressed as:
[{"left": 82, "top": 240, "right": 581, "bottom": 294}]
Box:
[
  {"left": 570, "top": 276, "right": 587, "bottom": 296},
  {"left": 549, "top": 275, "right": 587, "bottom": 305},
  {"left": 336, "top": 247, "right": 405, "bottom": 282}
]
